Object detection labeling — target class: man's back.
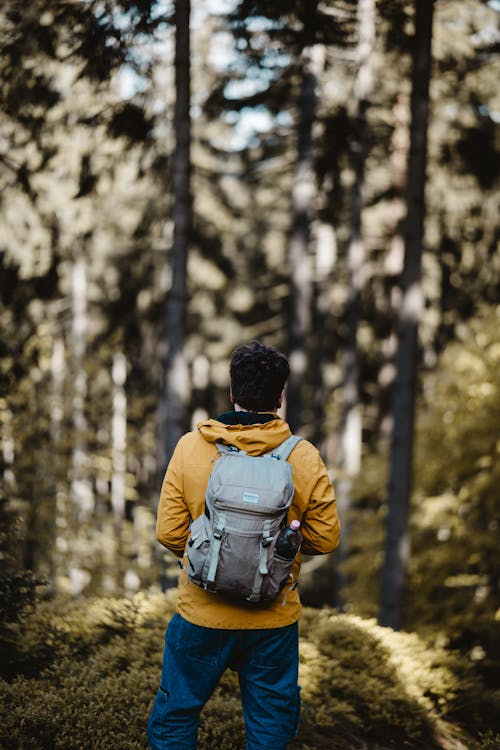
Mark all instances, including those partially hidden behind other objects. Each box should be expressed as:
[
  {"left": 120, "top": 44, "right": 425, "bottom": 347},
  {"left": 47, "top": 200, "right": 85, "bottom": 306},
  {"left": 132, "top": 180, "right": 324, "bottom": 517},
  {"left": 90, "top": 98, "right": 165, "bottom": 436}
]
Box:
[
  {"left": 148, "top": 340, "right": 340, "bottom": 750},
  {"left": 156, "top": 411, "right": 340, "bottom": 629}
]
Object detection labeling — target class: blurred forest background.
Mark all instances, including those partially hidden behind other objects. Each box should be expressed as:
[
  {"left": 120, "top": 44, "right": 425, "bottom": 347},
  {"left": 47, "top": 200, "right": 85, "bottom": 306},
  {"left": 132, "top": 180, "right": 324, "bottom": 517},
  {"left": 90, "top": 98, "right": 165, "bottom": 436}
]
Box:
[{"left": 0, "top": 0, "right": 499, "bottom": 747}]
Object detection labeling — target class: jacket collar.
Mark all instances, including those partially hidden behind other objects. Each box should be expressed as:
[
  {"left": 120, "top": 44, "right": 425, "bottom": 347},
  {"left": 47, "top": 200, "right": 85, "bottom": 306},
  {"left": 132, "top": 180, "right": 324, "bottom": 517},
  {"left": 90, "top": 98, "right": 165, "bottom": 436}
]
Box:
[
  {"left": 216, "top": 410, "right": 277, "bottom": 426},
  {"left": 197, "top": 414, "right": 291, "bottom": 456}
]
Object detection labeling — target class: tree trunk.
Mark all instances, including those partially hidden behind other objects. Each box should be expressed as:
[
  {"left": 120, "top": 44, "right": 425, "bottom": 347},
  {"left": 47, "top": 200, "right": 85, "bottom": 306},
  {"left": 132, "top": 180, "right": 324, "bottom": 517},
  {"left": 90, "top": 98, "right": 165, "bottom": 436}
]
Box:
[
  {"left": 69, "top": 242, "right": 93, "bottom": 595},
  {"left": 286, "top": 34, "right": 321, "bottom": 433},
  {"left": 336, "top": 0, "right": 375, "bottom": 608},
  {"left": 379, "top": 0, "right": 435, "bottom": 630},
  {"left": 161, "top": 0, "right": 191, "bottom": 471},
  {"left": 49, "top": 325, "right": 65, "bottom": 594},
  {"left": 157, "top": 0, "right": 191, "bottom": 592},
  {"left": 378, "top": 93, "right": 410, "bottom": 444},
  {"left": 111, "top": 352, "right": 127, "bottom": 521},
  {"left": 70, "top": 243, "right": 93, "bottom": 519},
  {"left": 312, "top": 221, "right": 338, "bottom": 457},
  {"left": 1, "top": 409, "right": 15, "bottom": 499},
  {"left": 340, "top": 0, "right": 375, "bottom": 478}
]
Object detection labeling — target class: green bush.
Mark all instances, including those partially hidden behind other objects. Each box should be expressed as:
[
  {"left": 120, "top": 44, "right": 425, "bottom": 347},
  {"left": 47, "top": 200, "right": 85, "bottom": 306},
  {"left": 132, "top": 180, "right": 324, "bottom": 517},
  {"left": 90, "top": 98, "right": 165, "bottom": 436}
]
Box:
[
  {"left": 0, "top": 570, "right": 41, "bottom": 623},
  {"left": 0, "top": 591, "right": 175, "bottom": 750},
  {"left": 1, "top": 591, "right": 495, "bottom": 749},
  {"left": 0, "top": 569, "right": 46, "bottom": 680},
  {"left": 342, "top": 306, "right": 500, "bottom": 693}
]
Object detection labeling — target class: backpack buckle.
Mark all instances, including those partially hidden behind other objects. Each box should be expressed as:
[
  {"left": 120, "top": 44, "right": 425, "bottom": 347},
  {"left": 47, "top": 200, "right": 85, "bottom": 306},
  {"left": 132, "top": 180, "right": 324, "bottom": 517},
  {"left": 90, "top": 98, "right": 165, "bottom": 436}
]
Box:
[{"left": 261, "top": 519, "right": 273, "bottom": 547}]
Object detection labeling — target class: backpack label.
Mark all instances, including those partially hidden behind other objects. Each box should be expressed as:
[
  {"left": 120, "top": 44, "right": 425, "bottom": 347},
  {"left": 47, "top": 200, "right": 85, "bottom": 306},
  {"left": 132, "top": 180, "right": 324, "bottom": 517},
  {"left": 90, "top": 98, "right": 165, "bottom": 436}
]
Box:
[{"left": 242, "top": 492, "right": 260, "bottom": 503}]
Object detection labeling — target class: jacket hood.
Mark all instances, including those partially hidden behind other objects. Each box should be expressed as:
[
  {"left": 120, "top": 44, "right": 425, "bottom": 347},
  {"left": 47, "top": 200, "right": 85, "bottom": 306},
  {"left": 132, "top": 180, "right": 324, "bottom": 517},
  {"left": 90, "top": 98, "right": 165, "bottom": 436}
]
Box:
[{"left": 197, "top": 416, "right": 292, "bottom": 456}]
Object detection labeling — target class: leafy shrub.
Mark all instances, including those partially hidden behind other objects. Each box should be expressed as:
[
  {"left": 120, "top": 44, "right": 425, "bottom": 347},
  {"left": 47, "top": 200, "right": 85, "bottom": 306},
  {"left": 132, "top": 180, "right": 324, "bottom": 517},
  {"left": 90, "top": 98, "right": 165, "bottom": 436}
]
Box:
[
  {"left": 342, "top": 306, "right": 500, "bottom": 693},
  {"left": 0, "top": 570, "right": 40, "bottom": 623},
  {"left": 474, "top": 730, "right": 500, "bottom": 750},
  {"left": 0, "top": 569, "right": 45, "bottom": 680},
  {"left": 408, "top": 307, "right": 500, "bottom": 689},
  {"left": 0, "top": 592, "right": 494, "bottom": 750},
  {"left": 297, "top": 609, "right": 480, "bottom": 749},
  {"left": 0, "top": 591, "right": 176, "bottom": 749}
]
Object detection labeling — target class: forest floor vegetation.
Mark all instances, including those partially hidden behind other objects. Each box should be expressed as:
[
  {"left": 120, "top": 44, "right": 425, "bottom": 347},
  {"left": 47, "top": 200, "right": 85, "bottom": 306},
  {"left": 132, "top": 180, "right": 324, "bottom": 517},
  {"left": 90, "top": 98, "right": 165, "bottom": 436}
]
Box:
[{"left": 1, "top": 586, "right": 499, "bottom": 750}]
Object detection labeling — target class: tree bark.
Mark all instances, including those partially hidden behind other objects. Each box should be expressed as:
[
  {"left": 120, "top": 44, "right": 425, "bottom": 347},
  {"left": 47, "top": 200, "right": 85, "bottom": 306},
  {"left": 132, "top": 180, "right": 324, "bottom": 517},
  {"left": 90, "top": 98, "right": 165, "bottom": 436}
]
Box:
[
  {"left": 286, "top": 28, "right": 320, "bottom": 433},
  {"left": 70, "top": 243, "right": 93, "bottom": 520},
  {"left": 340, "top": 0, "right": 375, "bottom": 478},
  {"left": 68, "top": 242, "right": 93, "bottom": 595},
  {"left": 378, "top": 92, "right": 410, "bottom": 444},
  {"left": 49, "top": 324, "right": 65, "bottom": 594},
  {"left": 336, "top": 0, "right": 375, "bottom": 608},
  {"left": 312, "top": 221, "right": 338, "bottom": 457},
  {"left": 161, "top": 0, "right": 191, "bottom": 470},
  {"left": 111, "top": 352, "right": 127, "bottom": 521},
  {"left": 379, "top": 0, "right": 435, "bottom": 630}
]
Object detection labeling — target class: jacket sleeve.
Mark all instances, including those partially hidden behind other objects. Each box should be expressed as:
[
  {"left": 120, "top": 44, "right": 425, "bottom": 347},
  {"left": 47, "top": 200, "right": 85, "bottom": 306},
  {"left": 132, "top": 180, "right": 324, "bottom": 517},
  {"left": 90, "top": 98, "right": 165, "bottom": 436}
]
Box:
[
  {"left": 156, "top": 437, "right": 191, "bottom": 558},
  {"left": 299, "top": 452, "right": 340, "bottom": 556}
]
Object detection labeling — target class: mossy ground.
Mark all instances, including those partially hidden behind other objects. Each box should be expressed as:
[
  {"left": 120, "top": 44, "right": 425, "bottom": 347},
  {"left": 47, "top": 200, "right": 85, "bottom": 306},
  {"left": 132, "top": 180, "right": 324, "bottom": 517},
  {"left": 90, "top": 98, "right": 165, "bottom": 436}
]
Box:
[{"left": 0, "top": 591, "right": 498, "bottom": 750}]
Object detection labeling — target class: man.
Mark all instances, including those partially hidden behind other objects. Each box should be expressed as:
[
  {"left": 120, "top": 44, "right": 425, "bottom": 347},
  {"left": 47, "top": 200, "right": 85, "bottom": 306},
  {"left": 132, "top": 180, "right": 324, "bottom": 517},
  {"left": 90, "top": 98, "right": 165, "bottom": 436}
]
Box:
[{"left": 148, "top": 340, "right": 340, "bottom": 750}]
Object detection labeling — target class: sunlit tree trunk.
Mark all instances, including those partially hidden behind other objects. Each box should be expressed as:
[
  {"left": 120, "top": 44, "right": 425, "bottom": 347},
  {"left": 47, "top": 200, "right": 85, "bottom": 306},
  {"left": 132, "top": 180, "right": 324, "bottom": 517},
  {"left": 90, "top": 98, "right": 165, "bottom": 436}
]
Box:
[
  {"left": 336, "top": 0, "right": 376, "bottom": 607},
  {"left": 161, "top": 0, "right": 191, "bottom": 472},
  {"left": 50, "top": 323, "right": 66, "bottom": 593},
  {"left": 379, "top": 0, "right": 435, "bottom": 630},
  {"left": 378, "top": 93, "right": 410, "bottom": 443},
  {"left": 286, "top": 15, "right": 321, "bottom": 433},
  {"left": 1, "top": 409, "right": 15, "bottom": 499},
  {"left": 312, "top": 222, "right": 338, "bottom": 457},
  {"left": 111, "top": 352, "right": 127, "bottom": 522},
  {"left": 71, "top": 244, "right": 93, "bottom": 519},
  {"left": 69, "top": 242, "right": 93, "bottom": 595},
  {"left": 0, "top": 406, "right": 16, "bottom": 573},
  {"left": 109, "top": 351, "right": 128, "bottom": 592},
  {"left": 191, "top": 353, "right": 210, "bottom": 427}
]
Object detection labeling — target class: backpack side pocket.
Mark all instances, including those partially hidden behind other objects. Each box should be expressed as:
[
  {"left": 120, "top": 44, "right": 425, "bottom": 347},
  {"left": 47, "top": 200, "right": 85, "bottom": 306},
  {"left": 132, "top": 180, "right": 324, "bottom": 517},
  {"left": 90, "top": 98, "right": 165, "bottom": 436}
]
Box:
[
  {"left": 185, "top": 514, "right": 211, "bottom": 587},
  {"left": 262, "top": 554, "right": 296, "bottom": 602}
]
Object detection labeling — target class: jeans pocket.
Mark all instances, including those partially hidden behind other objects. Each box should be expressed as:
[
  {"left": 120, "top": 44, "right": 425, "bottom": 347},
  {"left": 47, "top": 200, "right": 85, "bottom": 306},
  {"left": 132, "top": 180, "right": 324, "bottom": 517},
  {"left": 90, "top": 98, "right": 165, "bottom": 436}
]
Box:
[{"left": 171, "top": 614, "right": 220, "bottom": 667}]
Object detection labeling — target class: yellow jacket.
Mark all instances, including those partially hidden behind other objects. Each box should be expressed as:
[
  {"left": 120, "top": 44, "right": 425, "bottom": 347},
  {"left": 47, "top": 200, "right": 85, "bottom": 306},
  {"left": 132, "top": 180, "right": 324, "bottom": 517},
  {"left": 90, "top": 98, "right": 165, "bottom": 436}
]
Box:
[{"left": 156, "top": 413, "right": 340, "bottom": 629}]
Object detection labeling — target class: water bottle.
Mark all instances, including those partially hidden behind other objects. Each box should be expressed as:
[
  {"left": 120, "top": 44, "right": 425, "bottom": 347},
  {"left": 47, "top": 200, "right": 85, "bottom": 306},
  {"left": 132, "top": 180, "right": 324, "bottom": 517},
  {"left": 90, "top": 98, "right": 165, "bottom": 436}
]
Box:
[{"left": 275, "top": 520, "right": 302, "bottom": 559}]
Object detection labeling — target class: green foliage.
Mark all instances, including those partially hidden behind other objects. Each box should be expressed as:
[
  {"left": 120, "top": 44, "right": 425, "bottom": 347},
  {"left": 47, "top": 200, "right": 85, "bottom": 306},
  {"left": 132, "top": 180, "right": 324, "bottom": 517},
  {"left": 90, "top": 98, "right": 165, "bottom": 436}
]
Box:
[
  {"left": 0, "top": 13, "right": 499, "bottom": 750},
  {"left": 343, "top": 305, "right": 500, "bottom": 694},
  {"left": 2, "top": 0, "right": 499, "bottom": 601},
  {"left": 0, "top": 593, "right": 494, "bottom": 750},
  {"left": 0, "top": 594, "right": 174, "bottom": 749},
  {"left": 0, "top": 569, "right": 44, "bottom": 681},
  {"left": 474, "top": 731, "right": 500, "bottom": 750},
  {"left": 0, "top": 570, "right": 41, "bottom": 623},
  {"left": 298, "top": 609, "right": 493, "bottom": 749},
  {"left": 408, "top": 306, "right": 500, "bottom": 684}
]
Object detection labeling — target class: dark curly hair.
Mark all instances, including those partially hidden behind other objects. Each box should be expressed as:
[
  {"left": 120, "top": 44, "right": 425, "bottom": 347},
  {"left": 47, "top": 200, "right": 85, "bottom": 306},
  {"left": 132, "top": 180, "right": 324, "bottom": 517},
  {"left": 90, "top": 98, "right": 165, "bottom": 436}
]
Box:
[{"left": 230, "top": 341, "right": 290, "bottom": 412}]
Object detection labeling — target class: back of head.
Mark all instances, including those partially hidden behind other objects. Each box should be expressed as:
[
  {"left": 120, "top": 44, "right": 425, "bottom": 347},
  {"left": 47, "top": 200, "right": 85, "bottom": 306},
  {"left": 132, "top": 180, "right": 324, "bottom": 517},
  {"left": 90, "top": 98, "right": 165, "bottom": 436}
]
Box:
[{"left": 230, "top": 340, "right": 290, "bottom": 412}]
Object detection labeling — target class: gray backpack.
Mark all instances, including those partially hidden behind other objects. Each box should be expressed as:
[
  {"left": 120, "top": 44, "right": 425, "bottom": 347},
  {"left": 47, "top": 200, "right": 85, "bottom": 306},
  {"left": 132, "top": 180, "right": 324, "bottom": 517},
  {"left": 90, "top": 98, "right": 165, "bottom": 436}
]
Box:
[{"left": 185, "top": 435, "right": 302, "bottom": 603}]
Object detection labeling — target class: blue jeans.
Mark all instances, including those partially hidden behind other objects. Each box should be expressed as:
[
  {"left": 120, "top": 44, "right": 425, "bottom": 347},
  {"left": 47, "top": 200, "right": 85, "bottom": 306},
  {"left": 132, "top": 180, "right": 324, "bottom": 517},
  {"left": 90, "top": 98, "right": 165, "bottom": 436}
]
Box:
[{"left": 147, "top": 613, "right": 300, "bottom": 750}]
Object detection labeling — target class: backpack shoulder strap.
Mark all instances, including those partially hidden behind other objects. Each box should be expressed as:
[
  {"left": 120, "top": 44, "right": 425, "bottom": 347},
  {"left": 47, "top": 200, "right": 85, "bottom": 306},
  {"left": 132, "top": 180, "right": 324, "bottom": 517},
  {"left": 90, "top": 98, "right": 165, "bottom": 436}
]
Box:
[
  {"left": 214, "top": 442, "right": 241, "bottom": 456},
  {"left": 266, "top": 434, "right": 302, "bottom": 461},
  {"left": 215, "top": 437, "right": 301, "bottom": 461}
]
